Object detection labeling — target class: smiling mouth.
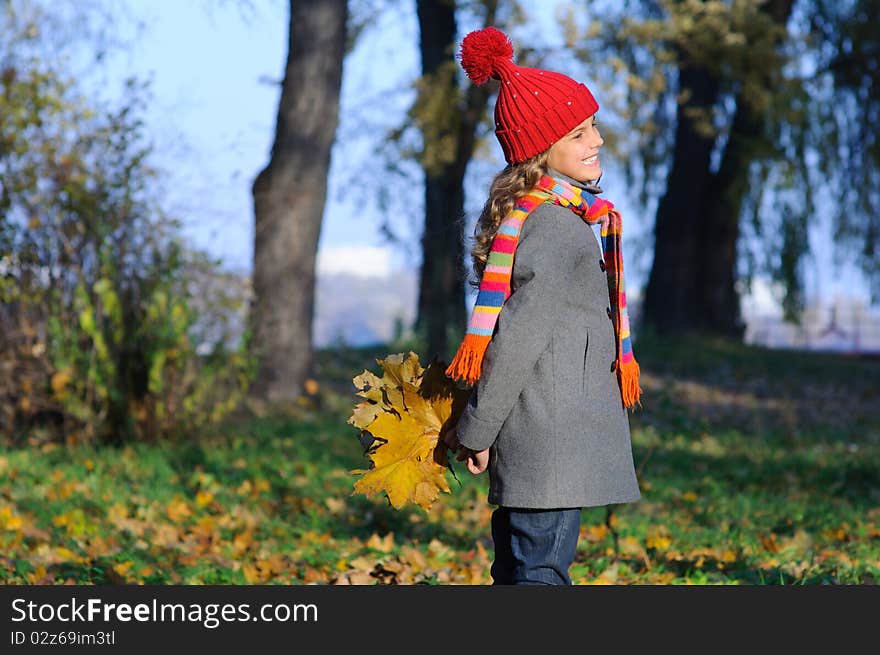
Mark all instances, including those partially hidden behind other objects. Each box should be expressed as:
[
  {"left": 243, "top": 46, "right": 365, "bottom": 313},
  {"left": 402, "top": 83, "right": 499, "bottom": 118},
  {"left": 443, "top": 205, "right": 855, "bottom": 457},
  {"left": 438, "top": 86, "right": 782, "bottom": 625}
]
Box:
[{"left": 582, "top": 155, "right": 599, "bottom": 166}]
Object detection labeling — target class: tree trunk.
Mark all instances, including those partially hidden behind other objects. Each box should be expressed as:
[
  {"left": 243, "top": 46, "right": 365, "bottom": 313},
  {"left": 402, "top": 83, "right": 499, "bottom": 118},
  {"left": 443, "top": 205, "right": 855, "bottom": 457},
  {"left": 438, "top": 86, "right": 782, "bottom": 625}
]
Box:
[
  {"left": 695, "top": 0, "right": 795, "bottom": 337},
  {"left": 694, "top": 96, "right": 758, "bottom": 338},
  {"left": 641, "top": 62, "right": 721, "bottom": 334},
  {"left": 643, "top": 0, "right": 795, "bottom": 339},
  {"left": 250, "top": 0, "right": 347, "bottom": 403},
  {"left": 414, "top": 0, "right": 495, "bottom": 364}
]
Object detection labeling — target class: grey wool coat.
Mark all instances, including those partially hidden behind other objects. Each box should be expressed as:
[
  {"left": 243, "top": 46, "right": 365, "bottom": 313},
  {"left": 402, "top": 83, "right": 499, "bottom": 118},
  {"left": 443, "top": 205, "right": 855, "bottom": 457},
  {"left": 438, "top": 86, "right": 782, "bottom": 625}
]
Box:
[{"left": 455, "top": 170, "right": 642, "bottom": 509}]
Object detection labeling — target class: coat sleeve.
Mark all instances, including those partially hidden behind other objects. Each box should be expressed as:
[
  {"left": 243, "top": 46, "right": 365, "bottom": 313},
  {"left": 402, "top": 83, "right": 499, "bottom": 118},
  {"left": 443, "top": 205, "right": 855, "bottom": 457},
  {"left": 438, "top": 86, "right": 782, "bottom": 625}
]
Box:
[{"left": 455, "top": 203, "right": 582, "bottom": 452}]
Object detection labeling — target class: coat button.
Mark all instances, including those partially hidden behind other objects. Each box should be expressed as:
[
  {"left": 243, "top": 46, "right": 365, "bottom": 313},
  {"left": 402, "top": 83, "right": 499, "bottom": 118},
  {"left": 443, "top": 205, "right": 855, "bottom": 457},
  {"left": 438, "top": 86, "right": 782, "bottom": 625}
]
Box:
[
  {"left": 599, "top": 259, "right": 606, "bottom": 272},
  {"left": 606, "top": 307, "right": 613, "bottom": 319},
  {"left": 610, "top": 359, "right": 617, "bottom": 372}
]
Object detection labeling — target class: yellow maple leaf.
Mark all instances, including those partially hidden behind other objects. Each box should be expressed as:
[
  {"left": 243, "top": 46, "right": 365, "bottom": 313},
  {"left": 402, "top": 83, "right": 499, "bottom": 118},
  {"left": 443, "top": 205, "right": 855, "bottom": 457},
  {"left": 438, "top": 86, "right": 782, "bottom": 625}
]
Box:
[
  {"left": 348, "top": 401, "right": 384, "bottom": 429},
  {"left": 0, "top": 505, "right": 24, "bottom": 531},
  {"left": 646, "top": 527, "right": 672, "bottom": 551},
  {"left": 241, "top": 564, "right": 264, "bottom": 584},
  {"left": 580, "top": 524, "right": 609, "bottom": 542},
  {"left": 350, "top": 352, "right": 471, "bottom": 510},
  {"left": 233, "top": 530, "right": 254, "bottom": 554},
  {"left": 54, "top": 547, "right": 80, "bottom": 563},
  {"left": 113, "top": 561, "right": 135, "bottom": 578},
  {"left": 195, "top": 491, "right": 214, "bottom": 508},
  {"left": 26, "top": 564, "right": 49, "bottom": 584},
  {"left": 352, "top": 408, "right": 450, "bottom": 509},
  {"left": 719, "top": 549, "right": 738, "bottom": 563}
]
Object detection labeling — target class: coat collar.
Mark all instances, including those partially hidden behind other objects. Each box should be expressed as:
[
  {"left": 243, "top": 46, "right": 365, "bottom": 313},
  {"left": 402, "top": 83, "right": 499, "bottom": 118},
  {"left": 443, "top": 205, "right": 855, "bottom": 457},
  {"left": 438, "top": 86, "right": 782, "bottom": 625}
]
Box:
[{"left": 546, "top": 167, "right": 603, "bottom": 195}]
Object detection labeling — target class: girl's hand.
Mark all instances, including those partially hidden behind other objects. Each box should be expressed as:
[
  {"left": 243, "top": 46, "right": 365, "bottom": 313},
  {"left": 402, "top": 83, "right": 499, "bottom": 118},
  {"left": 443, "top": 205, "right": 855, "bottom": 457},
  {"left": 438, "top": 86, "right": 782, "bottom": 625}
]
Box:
[
  {"left": 462, "top": 447, "right": 489, "bottom": 474},
  {"left": 441, "top": 423, "right": 489, "bottom": 475}
]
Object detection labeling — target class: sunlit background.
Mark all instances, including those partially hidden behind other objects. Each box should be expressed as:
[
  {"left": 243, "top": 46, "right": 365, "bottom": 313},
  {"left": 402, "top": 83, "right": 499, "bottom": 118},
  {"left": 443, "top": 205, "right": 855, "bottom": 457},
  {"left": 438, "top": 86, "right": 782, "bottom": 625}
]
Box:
[{"left": 90, "top": 0, "right": 880, "bottom": 350}]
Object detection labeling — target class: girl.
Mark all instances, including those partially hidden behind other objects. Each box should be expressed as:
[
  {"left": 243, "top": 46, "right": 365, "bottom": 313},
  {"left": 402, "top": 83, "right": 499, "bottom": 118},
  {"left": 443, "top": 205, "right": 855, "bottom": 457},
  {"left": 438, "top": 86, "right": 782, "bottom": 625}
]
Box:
[{"left": 442, "top": 27, "right": 643, "bottom": 585}]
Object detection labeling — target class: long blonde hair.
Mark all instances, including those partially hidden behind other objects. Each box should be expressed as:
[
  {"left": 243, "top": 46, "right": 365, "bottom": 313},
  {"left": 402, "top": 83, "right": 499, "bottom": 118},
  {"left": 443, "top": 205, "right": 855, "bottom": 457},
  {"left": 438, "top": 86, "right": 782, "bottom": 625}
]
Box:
[{"left": 469, "top": 150, "right": 549, "bottom": 287}]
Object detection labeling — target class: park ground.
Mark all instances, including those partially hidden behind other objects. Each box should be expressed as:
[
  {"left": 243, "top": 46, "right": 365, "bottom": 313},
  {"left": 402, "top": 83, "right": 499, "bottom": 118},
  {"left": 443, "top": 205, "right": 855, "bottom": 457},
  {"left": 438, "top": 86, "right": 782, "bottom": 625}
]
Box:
[{"left": 1, "top": 332, "right": 878, "bottom": 584}]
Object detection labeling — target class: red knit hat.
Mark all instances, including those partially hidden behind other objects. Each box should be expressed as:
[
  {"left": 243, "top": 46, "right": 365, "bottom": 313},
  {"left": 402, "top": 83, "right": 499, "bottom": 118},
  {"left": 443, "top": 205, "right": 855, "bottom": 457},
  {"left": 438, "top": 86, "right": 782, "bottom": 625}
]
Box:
[{"left": 459, "top": 27, "right": 599, "bottom": 164}]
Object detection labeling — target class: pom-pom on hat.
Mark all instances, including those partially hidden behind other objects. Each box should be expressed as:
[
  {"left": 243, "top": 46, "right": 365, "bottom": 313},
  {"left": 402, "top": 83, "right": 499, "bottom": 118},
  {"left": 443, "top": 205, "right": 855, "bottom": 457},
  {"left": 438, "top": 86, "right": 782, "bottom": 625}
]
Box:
[{"left": 459, "top": 27, "right": 599, "bottom": 164}]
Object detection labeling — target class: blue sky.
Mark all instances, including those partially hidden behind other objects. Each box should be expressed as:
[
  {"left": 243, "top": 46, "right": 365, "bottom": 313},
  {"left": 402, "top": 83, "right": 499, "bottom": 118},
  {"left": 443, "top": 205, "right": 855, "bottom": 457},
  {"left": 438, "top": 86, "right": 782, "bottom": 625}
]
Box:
[
  {"left": 106, "top": 0, "right": 427, "bottom": 277},
  {"left": 102, "top": 0, "right": 875, "bottom": 320}
]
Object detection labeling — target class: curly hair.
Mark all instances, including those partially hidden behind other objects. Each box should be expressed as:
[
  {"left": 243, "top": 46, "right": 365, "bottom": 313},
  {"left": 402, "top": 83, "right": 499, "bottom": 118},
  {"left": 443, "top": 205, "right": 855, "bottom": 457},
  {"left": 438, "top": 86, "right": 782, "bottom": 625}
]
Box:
[{"left": 468, "top": 150, "right": 550, "bottom": 288}]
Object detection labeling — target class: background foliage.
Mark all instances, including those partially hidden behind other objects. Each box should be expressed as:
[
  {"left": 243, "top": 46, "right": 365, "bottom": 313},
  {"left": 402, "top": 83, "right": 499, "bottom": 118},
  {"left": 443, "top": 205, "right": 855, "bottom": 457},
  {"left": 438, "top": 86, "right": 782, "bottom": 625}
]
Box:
[{"left": 1, "top": 2, "right": 253, "bottom": 446}]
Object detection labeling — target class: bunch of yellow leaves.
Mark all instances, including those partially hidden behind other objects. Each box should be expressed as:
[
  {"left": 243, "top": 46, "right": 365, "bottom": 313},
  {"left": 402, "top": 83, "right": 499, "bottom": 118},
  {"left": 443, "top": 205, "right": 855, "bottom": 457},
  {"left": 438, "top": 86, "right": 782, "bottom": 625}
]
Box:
[{"left": 349, "top": 352, "right": 472, "bottom": 510}]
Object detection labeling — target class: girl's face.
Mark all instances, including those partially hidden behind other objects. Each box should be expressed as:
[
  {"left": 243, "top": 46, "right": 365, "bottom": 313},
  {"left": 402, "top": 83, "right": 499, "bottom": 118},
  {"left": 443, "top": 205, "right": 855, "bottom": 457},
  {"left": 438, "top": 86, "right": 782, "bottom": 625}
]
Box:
[{"left": 546, "top": 114, "right": 604, "bottom": 183}]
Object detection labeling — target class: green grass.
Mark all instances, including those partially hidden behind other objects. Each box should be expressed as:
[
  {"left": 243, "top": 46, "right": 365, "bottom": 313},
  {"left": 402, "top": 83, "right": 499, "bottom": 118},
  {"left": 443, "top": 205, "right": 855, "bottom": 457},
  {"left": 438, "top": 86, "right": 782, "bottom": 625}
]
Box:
[{"left": 1, "top": 332, "right": 878, "bottom": 584}]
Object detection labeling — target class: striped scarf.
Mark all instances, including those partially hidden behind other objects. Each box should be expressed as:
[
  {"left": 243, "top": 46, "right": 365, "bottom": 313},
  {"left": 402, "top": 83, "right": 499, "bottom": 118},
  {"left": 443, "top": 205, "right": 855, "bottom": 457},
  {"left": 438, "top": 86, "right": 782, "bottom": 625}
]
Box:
[{"left": 446, "top": 174, "right": 642, "bottom": 410}]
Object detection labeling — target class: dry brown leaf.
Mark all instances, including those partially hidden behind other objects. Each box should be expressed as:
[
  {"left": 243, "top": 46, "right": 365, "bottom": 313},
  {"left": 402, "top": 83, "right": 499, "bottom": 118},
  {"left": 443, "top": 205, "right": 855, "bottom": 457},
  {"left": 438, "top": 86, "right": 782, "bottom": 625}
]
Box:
[
  {"left": 365, "top": 532, "right": 395, "bottom": 553},
  {"left": 233, "top": 531, "right": 254, "bottom": 554},
  {"left": 302, "top": 566, "right": 327, "bottom": 583},
  {"left": 333, "top": 570, "right": 376, "bottom": 585},
  {"left": 165, "top": 497, "right": 192, "bottom": 524},
  {"left": 400, "top": 546, "right": 428, "bottom": 571},
  {"left": 759, "top": 533, "right": 781, "bottom": 553}
]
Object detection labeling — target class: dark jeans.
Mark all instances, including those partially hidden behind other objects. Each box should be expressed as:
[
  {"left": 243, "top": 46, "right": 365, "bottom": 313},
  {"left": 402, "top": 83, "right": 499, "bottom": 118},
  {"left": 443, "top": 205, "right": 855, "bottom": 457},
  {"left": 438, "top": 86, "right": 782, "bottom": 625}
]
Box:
[{"left": 490, "top": 506, "right": 582, "bottom": 585}]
